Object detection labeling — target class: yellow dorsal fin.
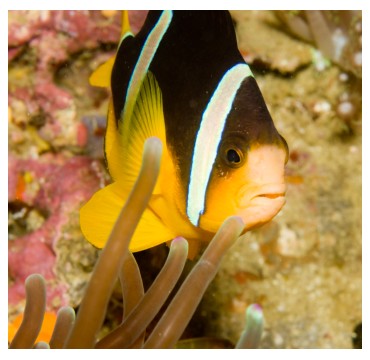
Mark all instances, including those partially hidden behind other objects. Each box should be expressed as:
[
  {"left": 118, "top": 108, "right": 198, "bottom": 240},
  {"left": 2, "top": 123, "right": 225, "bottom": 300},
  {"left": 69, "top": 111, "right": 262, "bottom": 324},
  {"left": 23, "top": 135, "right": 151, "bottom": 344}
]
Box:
[
  {"left": 105, "top": 71, "right": 167, "bottom": 194},
  {"left": 121, "top": 10, "right": 131, "bottom": 37},
  {"left": 89, "top": 11, "right": 132, "bottom": 88}
]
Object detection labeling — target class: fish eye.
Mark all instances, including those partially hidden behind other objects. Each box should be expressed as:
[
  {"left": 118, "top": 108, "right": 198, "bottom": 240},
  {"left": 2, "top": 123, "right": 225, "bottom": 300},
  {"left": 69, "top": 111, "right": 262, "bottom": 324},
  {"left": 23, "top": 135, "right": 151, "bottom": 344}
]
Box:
[{"left": 225, "top": 147, "right": 244, "bottom": 167}]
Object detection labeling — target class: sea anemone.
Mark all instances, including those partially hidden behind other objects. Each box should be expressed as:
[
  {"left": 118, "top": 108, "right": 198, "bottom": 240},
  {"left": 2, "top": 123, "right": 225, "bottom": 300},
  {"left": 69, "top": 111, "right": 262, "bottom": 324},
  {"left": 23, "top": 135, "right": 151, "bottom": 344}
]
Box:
[{"left": 9, "top": 138, "right": 264, "bottom": 349}]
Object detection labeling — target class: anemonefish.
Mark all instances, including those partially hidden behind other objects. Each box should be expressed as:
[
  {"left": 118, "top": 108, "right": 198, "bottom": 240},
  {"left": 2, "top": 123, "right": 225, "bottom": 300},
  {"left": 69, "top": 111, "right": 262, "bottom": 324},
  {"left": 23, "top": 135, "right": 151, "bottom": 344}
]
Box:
[{"left": 80, "top": 10, "right": 289, "bottom": 257}]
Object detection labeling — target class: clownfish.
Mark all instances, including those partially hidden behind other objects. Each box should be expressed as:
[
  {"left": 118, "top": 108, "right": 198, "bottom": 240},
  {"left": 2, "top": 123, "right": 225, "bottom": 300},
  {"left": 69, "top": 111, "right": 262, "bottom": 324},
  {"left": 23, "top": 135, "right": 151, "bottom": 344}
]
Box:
[{"left": 80, "top": 10, "right": 289, "bottom": 257}]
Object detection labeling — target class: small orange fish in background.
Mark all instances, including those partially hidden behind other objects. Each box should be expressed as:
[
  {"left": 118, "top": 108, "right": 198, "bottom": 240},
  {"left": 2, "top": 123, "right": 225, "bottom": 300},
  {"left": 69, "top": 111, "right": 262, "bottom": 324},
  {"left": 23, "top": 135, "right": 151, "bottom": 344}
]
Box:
[
  {"left": 80, "top": 11, "right": 289, "bottom": 257},
  {"left": 15, "top": 171, "right": 33, "bottom": 202},
  {"left": 8, "top": 311, "right": 57, "bottom": 344},
  {"left": 15, "top": 173, "right": 26, "bottom": 201}
]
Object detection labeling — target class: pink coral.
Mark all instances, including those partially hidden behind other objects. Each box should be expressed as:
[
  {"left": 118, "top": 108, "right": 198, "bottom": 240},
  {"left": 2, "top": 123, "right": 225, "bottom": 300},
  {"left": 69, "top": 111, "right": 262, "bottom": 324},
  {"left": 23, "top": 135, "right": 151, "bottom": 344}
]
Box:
[
  {"left": 8, "top": 154, "right": 107, "bottom": 311},
  {"left": 8, "top": 7, "right": 152, "bottom": 323},
  {"left": 8, "top": 11, "right": 148, "bottom": 151}
]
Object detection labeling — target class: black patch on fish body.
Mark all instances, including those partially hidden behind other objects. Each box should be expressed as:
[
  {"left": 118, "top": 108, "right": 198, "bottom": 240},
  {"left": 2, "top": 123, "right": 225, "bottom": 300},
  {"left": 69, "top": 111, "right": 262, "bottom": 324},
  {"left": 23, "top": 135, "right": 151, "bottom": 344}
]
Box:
[
  {"left": 111, "top": 35, "right": 136, "bottom": 122},
  {"left": 212, "top": 76, "right": 289, "bottom": 177},
  {"left": 147, "top": 11, "right": 245, "bottom": 191},
  {"left": 224, "top": 76, "right": 286, "bottom": 147}
]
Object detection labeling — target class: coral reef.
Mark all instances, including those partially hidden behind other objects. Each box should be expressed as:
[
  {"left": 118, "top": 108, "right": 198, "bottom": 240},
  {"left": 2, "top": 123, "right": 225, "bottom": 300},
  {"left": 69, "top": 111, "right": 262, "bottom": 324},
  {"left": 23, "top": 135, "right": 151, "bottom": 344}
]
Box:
[
  {"left": 8, "top": 10, "right": 148, "bottom": 155},
  {"left": 8, "top": 153, "right": 105, "bottom": 313},
  {"left": 8, "top": 11, "right": 117, "bottom": 150},
  {"left": 8, "top": 10, "right": 147, "bottom": 317}
]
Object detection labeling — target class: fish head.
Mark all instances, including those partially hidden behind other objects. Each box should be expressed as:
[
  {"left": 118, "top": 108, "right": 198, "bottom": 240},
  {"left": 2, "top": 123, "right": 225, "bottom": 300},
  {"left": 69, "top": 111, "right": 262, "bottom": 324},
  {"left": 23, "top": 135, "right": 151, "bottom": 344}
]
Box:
[
  {"left": 199, "top": 141, "right": 288, "bottom": 233},
  {"left": 198, "top": 76, "right": 289, "bottom": 233}
]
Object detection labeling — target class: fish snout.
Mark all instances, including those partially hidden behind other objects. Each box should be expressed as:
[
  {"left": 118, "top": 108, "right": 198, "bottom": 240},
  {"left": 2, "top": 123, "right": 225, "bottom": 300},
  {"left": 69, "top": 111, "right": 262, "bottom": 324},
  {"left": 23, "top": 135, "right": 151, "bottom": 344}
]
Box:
[
  {"left": 234, "top": 145, "right": 287, "bottom": 229},
  {"left": 235, "top": 182, "right": 286, "bottom": 231}
]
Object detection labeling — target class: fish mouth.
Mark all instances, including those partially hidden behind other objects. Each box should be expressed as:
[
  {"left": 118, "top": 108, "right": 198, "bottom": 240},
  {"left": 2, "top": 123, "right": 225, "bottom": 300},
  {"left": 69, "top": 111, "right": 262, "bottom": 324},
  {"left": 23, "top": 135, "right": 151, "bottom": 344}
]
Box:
[
  {"left": 254, "top": 192, "right": 285, "bottom": 199},
  {"left": 234, "top": 183, "right": 286, "bottom": 232},
  {"left": 237, "top": 183, "right": 286, "bottom": 208},
  {"left": 199, "top": 183, "right": 286, "bottom": 234},
  {"left": 251, "top": 190, "right": 286, "bottom": 204}
]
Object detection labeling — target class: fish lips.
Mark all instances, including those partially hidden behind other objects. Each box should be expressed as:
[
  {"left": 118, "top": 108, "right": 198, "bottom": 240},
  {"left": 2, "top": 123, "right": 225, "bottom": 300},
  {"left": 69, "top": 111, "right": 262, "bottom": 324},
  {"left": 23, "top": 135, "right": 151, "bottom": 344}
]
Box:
[
  {"left": 237, "top": 183, "right": 287, "bottom": 208},
  {"left": 198, "top": 183, "right": 286, "bottom": 233},
  {"left": 236, "top": 183, "right": 286, "bottom": 228}
]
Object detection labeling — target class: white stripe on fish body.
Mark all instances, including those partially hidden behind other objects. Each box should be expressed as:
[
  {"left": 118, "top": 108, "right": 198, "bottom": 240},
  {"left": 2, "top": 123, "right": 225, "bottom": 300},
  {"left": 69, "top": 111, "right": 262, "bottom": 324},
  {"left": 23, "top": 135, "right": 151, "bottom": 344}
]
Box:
[
  {"left": 122, "top": 10, "right": 173, "bottom": 124},
  {"left": 187, "top": 63, "right": 254, "bottom": 227}
]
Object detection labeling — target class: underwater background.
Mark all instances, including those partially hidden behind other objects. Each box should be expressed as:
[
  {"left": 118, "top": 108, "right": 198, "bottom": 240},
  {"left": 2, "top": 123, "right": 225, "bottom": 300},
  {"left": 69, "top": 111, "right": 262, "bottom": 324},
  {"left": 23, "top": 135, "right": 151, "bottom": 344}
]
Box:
[{"left": 8, "top": 10, "right": 362, "bottom": 348}]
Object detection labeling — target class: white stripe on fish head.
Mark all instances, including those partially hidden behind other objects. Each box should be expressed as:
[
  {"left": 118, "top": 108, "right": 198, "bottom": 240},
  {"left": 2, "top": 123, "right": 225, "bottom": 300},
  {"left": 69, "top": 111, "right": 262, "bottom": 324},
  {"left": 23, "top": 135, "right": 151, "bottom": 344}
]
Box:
[{"left": 187, "top": 63, "right": 254, "bottom": 226}]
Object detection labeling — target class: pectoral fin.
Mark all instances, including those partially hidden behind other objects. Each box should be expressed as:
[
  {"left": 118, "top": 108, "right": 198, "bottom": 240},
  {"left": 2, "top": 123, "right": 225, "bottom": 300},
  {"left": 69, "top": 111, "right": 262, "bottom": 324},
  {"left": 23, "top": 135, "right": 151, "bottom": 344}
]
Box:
[
  {"left": 129, "top": 196, "right": 177, "bottom": 252},
  {"left": 80, "top": 182, "right": 127, "bottom": 249},
  {"left": 80, "top": 182, "right": 176, "bottom": 251},
  {"left": 106, "top": 71, "right": 168, "bottom": 195}
]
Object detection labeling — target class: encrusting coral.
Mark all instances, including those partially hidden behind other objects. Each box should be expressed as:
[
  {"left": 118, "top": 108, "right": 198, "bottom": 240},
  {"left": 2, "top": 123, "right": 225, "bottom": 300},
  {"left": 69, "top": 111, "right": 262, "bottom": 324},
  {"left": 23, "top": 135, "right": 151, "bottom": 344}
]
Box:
[{"left": 9, "top": 138, "right": 264, "bottom": 349}]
